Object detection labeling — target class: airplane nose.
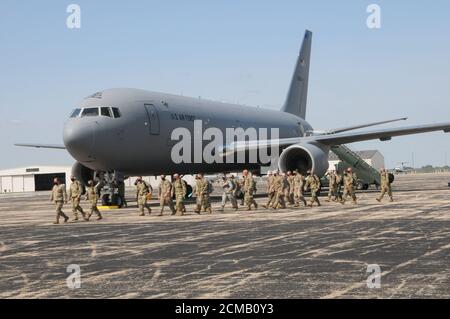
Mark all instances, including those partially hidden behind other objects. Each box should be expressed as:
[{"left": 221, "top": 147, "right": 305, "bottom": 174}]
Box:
[{"left": 63, "top": 120, "right": 96, "bottom": 161}]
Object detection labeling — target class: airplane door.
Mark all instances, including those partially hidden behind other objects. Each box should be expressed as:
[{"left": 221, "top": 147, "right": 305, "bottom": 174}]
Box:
[{"left": 144, "top": 104, "right": 160, "bottom": 135}]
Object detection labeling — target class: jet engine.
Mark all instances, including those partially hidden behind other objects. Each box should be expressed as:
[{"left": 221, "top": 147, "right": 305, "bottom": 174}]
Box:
[
  {"left": 278, "top": 143, "right": 330, "bottom": 176},
  {"left": 71, "top": 162, "right": 95, "bottom": 186}
]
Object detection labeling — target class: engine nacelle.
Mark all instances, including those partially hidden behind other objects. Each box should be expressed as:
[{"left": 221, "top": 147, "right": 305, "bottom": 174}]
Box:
[
  {"left": 278, "top": 143, "right": 330, "bottom": 176},
  {"left": 71, "top": 162, "right": 95, "bottom": 186}
]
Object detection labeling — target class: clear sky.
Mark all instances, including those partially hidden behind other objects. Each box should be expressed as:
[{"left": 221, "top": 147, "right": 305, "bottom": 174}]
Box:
[{"left": 1, "top": 0, "right": 449, "bottom": 170}]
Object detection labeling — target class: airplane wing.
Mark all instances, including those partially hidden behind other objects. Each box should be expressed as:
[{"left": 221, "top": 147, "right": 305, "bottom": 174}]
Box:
[
  {"left": 304, "top": 122, "right": 450, "bottom": 145},
  {"left": 15, "top": 143, "right": 66, "bottom": 149},
  {"left": 219, "top": 122, "right": 450, "bottom": 155},
  {"left": 324, "top": 117, "right": 408, "bottom": 134}
]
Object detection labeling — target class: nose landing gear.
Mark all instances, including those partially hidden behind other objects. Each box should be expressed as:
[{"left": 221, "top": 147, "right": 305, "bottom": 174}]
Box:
[{"left": 94, "top": 171, "right": 127, "bottom": 208}]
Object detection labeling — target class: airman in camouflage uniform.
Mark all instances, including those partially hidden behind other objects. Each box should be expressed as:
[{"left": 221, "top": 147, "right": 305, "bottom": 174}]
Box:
[
  {"left": 172, "top": 174, "right": 187, "bottom": 216},
  {"left": 68, "top": 176, "right": 88, "bottom": 221},
  {"left": 158, "top": 175, "right": 176, "bottom": 216},
  {"left": 194, "top": 174, "right": 212, "bottom": 214},
  {"left": 273, "top": 172, "right": 286, "bottom": 209},
  {"left": 293, "top": 170, "right": 307, "bottom": 207},
  {"left": 376, "top": 168, "right": 393, "bottom": 202},
  {"left": 341, "top": 168, "right": 358, "bottom": 204},
  {"left": 262, "top": 171, "right": 276, "bottom": 209},
  {"left": 287, "top": 171, "right": 295, "bottom": 206},
  {"left": 136, "top": 177, "right": 152, "bottom": 216},
  {"left": 85, "top": 180, "right": 103, "bottom": 221},
  {"left": 219, "top": 174, "right": 238, "bottom": 211},
  {"left": 326, "top": 170, "right": 339, "bottom": 202},
  {"left": 242, "top": 170, "right": 258, "bottom": 210},
  {"left": 335, "top": 171, "right": 343, "bottom": 202},
  {"left": 50, "top": 178, "right": 69, "bottom": 224},
  {"left": 304, "top": 171, "right": 321, "bottom": 207}
]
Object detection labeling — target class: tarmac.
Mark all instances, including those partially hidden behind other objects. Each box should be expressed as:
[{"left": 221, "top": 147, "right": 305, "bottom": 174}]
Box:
[{"left": 0, "top": 173, "right": 449, "bottom": 299}]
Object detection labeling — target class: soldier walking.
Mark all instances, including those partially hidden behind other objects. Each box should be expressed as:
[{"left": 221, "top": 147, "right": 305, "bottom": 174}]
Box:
[
  {"left": 326, "top": 170, "right": 339, "bottom": 202},
  {"left": 341, "top": 168, "right": 358, "bottom": 204},
  {"left": 304, "top": 170, "right": 321, "bottom": 207},
  {"left": 194, "top": 174, "right": 212, "bottom": 214},
  {"left": 135, "top": 177, "right": 152, "bottom": 216},
  {"left": 50, "top": 177, "right": 69, "bottom": 224},
  {"left": 273, "top": 171, "right": 286, "bottom": 209},
  {"left": 172, "top": 174, "right": 187, "bottom": 216},
  {"left": 262, "top": 171, "right": 276, "bottom": 209},
  {"left": 158, "top": 175, "right": 176, "bottom": 216},
  {"left": 68, "top": 176, "right": 88, "bottom": 221},
  {"left": 243, "top": 170, "right": 258, "bottom": 210},
  {"left": 293, "top": 170, "right": 307, "bottom": 207},
  {"left": 219, "top": 174, "right": 238, "bottom": 211},
  {"left": 376, "top": 168, "right": 394, "bottom": 202},
  {"left": 287, "top": 171, "right": 295, "bottom": 206},
  {"left": 85, "top": 180, "right": 103, "bottom": 221}
]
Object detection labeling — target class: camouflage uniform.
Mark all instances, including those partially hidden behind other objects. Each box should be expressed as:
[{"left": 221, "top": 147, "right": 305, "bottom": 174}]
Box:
[
  {"left": 287, "top": 174, "right": 295, "bottom": 205},
  {"left": 243, "top": 174, "right": 257, "bottom": 210},
  {"left": 194, "top": 177, "right": 212, "bottom": 214},
  {"left": 377, "top": 171, "right": 393, "bottom": 202},
  {"left": 68, "top": 180, "right": 87, "bottom": 220},
  {"left": 86, "top": 186, "right": 102, "bottom": 220},
  {"left": 282, "top": 175, "right": 293, "bottom": 206},
  {"left": 173, "top": 179, "right": 187, "bottom": 215},
  {"left": 335, "top": 173, "right": 343, "bottom": 201},
  {"left": 136, "top": 180, "right": 152, "bottom": 216},
  {"left": 342, "top": 173, "right": 358, "bottom": 204},
  {"left": 273, "top": 175, "right": 286, "bottom": 209},
  {"left": 50, "top": 184, "right": 69, "bottom": 224},
  {"left": 293, "top": 173, "right": 307, "bottom": 207},
  {"left": 263, "top": 174, "right": 276, "bottom": 209},
  {"left": 327, "top": 172, "right": 339, "bottom": 201},
  {"left": 159, "top": 179, "right": 176, "bottom": 216},
  {"left": 305, "top": 174, "right": 321, "bottom": 207},
  {"left": 220, "top": 178, "right": 238, "bottom": 211}
]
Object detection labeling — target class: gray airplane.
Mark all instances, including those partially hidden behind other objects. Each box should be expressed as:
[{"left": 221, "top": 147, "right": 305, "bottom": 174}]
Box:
[{"left": 17, "top": 30, "right": 450, "bottom": 205}]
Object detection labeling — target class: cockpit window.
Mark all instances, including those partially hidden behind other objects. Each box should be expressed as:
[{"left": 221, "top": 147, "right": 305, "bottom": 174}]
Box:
[
  {"left": 70, "top": 109, "right": 81, "bottom": 118},
  {"left": 100, "top": 107, "right": 112, "bottom": 117},
  {"left": 111, "top": 107, "right": 121, "bottom": 118},
  {"left": 81, "top": 107, "right": 99, "bottom": 117}
]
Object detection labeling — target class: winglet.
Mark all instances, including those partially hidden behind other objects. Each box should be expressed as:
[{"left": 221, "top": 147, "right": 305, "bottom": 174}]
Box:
[{"left": 281, "top": 30, "right": 312, "bottom": 119}]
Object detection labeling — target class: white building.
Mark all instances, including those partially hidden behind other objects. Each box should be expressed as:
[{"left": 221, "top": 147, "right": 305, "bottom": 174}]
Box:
[
  {"left": 328, "top": 150, "right": 385, "bottom": 171},
  {"left": 0, "top": 165, "right": 199, "bottom": 193},
  {"left": 0, "top": 166, "right": 72, "bottom": 193}
]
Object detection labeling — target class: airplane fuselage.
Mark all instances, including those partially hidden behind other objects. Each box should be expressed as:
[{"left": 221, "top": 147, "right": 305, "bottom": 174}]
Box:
[{"left": 64, "top": 88, "right": 313, "bottom": 176}]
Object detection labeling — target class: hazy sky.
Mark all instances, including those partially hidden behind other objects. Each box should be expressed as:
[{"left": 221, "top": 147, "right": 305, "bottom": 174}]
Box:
[{"left": 1, "top": 0, "right": 449, "bottom": 170}]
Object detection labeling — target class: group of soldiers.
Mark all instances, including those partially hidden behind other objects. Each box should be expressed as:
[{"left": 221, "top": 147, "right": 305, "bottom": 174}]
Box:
[
  {"left": 50, "top": 177, "right": 102, "bottom": 224},
  {"left": 50, "top": 167, "right": 393, "bottom": 224},
  {"left": 134, "top": 169, "right": 258, "bottom": 218}
]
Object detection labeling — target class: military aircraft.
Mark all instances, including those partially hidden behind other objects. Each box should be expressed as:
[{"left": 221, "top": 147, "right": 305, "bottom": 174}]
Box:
[{"left": 17, "top": 30, "right": 450, "bottom": 205}]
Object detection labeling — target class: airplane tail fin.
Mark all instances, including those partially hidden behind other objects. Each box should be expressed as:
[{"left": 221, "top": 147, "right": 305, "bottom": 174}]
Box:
[{"left": 281, "top": 30, "right": 312, "bottom": 119}]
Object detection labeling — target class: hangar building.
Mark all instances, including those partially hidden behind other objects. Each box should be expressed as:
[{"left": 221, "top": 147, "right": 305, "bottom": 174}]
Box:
[{"left": 0, "top": 166, "right": 72, "bottom": 193}]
